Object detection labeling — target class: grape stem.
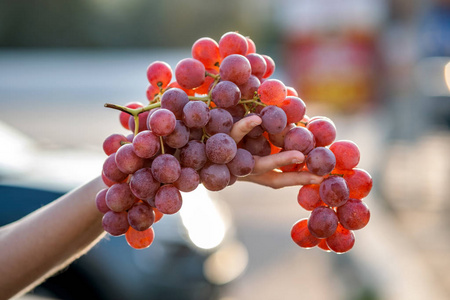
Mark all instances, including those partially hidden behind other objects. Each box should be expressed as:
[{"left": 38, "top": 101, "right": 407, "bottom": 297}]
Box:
[
  {"left": 159, "top": 136, "right": 165, "bottom": 154},
  {"left": 205, "top": 71, "right": 219, "bottom": 79}
]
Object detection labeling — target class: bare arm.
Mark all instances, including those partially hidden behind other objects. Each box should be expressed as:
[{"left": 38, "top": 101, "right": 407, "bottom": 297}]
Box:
[{"left": 0, "top": 175, "right": 107, "bottom": 299}]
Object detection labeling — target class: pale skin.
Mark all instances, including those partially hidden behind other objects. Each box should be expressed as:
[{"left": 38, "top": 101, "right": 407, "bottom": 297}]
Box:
[{"left": 0, "top": 115, "right": 323, "bottom": 299}]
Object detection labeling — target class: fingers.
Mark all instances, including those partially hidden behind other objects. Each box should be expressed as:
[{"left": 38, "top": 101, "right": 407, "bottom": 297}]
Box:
[
  {"left": 252, "top": 150, "right": 305, "bottom": 175},
  {"left": 239, "top": 170, "right": 324, "bottom": 189},
  {"left": 229, "top": 115, "right": 262, "bottom": 143}
]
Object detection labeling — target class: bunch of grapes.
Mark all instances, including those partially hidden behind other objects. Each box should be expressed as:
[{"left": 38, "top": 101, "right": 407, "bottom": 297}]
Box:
[{"left": 96, "top": 31, "right": 372, "bottom": 252}]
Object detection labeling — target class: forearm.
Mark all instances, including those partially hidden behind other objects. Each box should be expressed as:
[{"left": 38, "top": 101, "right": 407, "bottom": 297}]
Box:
[{"left": 0, "top": 176, "right": 106, "bottom": 299}]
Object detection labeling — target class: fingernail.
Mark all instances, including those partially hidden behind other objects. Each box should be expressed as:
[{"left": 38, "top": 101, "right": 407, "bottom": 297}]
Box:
[{"left": 292, "top": 158, "right": 302, "bottom": 164}]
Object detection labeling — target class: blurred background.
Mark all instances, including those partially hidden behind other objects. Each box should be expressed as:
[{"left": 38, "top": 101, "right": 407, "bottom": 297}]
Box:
[{"left": 1, "top": 0, "right": 450, "bottom": 299}]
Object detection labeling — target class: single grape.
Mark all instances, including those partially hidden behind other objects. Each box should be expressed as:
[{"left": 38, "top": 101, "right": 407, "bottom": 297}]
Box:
[
  {"left": 258, "top": 79, "right": 287, "bottom": 106},
  {"left": 307, "top": 118, "right": 337, "bottom": 147},
  {"left": 291, "top": 218, "right": 321, "bottom": 248},
  {"left": 283, "top": 126, "right": 315, "bottom": 155},
  {"left": 115, "top": 143, "right": 145, "bottom": 174},
  {"left": 155, "top": 184, "right": 183, "bottom": 215},
  {"left": 189, "top": 127, "right": 204, "bottom": 141},
  {"left": 200, "top": 162, "right": 230, "bottom": 191},
  {"left": 262, "top": 55, "right": 275, "bottom": 78},
  {"left": 129, "top": 167, "right": 160, "bottom": 200},
  {"left": 246, "top": 53, "right": 267, "bottom": 79},
  {"left": 279, "top": 96, "right": 306, "bottom": 124},
  {"left": 102, "top": 153, "right": 128, "bottom": 183},
  {"left": 204, "top": 108, "right": 233, "bottom": 135},
  {"left": 163, "top": 120, "right": 190, "bottom": 149},
  {"left": 146, "top": 85, "right": 160, "bottom": 102},
  {"left": 151, "top": 154, "right": 181, "bottom": 184},
  {"left": 297, "top": 184, "right": 324, "bottom": 211},
  {"left": 337, "top": 198, "right": 370, "bottom": 230},
  {"left": 160, "top": 88, "right": 189, "bottom": 119},
  {"left": 175, "top": 58, "right": 205, "bottom": 89},
  {"left": 103, "top": 133, "right": 128, "bottom": 156},
  {"left": 329, "top": 140, "right": 361, "bottom": 170},
  {"left": 260, "top": 105, "right": 288, "bottom": 134},
  {"left": 306, "top": 147, "right": 336, "bottom": 176},
  {"left": 286, "top": 86, "right": 299, "bottom": 97},
  {"left": 95, "top": 188, "right": 110, "bottom": 214},
  {"left": 127, "top": 201, "right": 155, "bottom": 231},
  {"left": 245, "top": 36, "right": 256, "bottom": 54},
  {"left": 319, "top": 175, "right": 350, "bottom": 207},
  {"left": 148, "top": 108, "right": 177, "bottom": 136},
  {"left": 219, "top": 54, "right": 252, "bottom": 85},
  {"left": 241, "top": 135, "right": 271, "bottom": 156},
  {"left": 125, "top": 226, "right": 155, "bottom": 249},
  {"left": 268, "top": 123, "right": 295, "bottom": 148},
  {"left": 307, "top": 206, "right": 339, "bottom": 239},
  {"left": 326, "top": 223, "right": 355, "bottom": 254},
  {"left": 174, "top": 167, "right": 200, "bottom": 192},
  {"left": 182, "top": 100, "right": 210, "bottom": 129},
  {"left": 147, "top": 61, "right": 172, "bottom": 89},
  {"left": 225, "top": 103, "right": 247, "bottom": 121},
  {"left": 343, "top": 168, "right": 373, "bottom": 199},
  {"left": 105, "top": 183, "right": 136, "bottom": 212},
  {"left": 226, "top": 148, "right": 255, "bottom": 177},
  {"left": 218, "top": 31, "right": 248, "bottom": 58},
  {"left": 206, "top": 133, "right": 237, "bottom": 164},
  {"left": 132, "top": 130, "right": 160, "bottom": 159},
  {"left": 180, "top": 140, "right": 207, "bottom": 170},
  {"left": 191, "top": 37, "right": 221, "bottom": 69},
  {"left": 211, "top": 80, "right": 241, "bottom": 108},
  {"left": 102, "top": 211, "right": 129, "bottom": 236},
  {"left": 238, "top": 75, "right": 260, "bottom": 100}
]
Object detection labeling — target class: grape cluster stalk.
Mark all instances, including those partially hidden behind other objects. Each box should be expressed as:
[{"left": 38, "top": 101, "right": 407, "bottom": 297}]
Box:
[{"left": 97, "top": 31, "right": 373, "bottom": 252}]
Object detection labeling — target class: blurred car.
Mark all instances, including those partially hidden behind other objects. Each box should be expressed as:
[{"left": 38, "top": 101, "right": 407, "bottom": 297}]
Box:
[{"left": 0, "top": 121, "right": 248, "bottom": 300}]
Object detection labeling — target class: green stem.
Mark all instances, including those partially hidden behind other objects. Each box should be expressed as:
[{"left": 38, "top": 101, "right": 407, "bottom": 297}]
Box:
[
  {"left": 104, "top": 102, "right": 162, "bottom": 116},
  {"left": 188, "top": 95, "right": 210, "bottom": 102},
  {"left": 205, "top": 71, "right": 220, "bottom": 79}
]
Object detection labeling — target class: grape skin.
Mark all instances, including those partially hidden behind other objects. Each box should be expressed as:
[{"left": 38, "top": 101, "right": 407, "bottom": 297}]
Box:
[
  {"left": 155, "top": 184, "right": 183, "bottom": 215},
  {"left": 127, "top": 201, "right": 155, "bottom": 231},
  {"left": 219, "top": 54, "right": 252, "bottom": 86},
  {"left": 115, "top": 143, "right": 145, "bottom": 174},
  {"left": 305, "top": 147, "right": 336, "bottom": 176},
  {"left": 180, "top": 140, "right": 207, "bottom": 170},
  {"left": 200, "top": 163, "right": 230, "bottom": 191},
  {"left": 226, "top": 148, "right": 255, "bottom": 177},
  {"left": 129, "top": 167, "right": 160, "bottom": 200},
  {"left": 174, "top": 167, "right": 200, "bottom": 192},
  {"left": 174, "top": 58, "right": 205, "bottom": 89},
  {"left": 205, "top": 133, "right": 237, "bottom": 164},
  {"left": 307, "top": 206, "right": 339, "bottom": 239},
  {"left": 291, "top": 218, "right": 321, "bottom": 248},
  {"left": 132, "top": 130, "right": 160, "bottom": 159},
  {"left": 102, "top": 211, "right": 129, "bottom": 236},
  {"left": 148, "top": 108, "right": 177, "bottom": 137},
  {"left": 337, "top": 198, "right": 370, "bottom": 230},
  {"left": 151, "top": 154, "right": 181, "bottom": 184},
  {"left": 260, "top": 105, "right": 288, "bottom": 134},
  {"left": 204, "top": 108, "right": 233, "bottom": 135},
  {"left": 283, "top": 126, "right": 315, "bottom": 155},
  {"left": 211, "top": 80, "right": 241, "bottom": 108},
  {"left": 182, "top": 100, "right": 210, "bottom": 129},
  {"left": 326, "top": 223, "right": 355, "bottom": 254},
  {"left": 105, "top": 183, "right": 136, "bottom": 213},
  {"left": 160, "top": 88, "right": 189, "bottom": 119},
  {"left": 103, "top": 133, "right": 128, "bottom": 156},
  {"left": 319, "top": 175, "right": 350, "bottom": 207},
  {"left": 102, "top": 153, "right": 128, "bottom": 183}
]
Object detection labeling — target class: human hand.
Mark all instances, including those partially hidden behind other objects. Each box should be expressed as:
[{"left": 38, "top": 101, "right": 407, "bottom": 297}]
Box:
[{"left": 229, "top": 115, "right": 324, "bottom": 189}]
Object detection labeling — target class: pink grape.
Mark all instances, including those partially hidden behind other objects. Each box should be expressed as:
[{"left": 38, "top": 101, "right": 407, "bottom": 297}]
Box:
[
  {"left": 180, "top": 140, "right": 207, "bottom": 170},
  {"left": 218, "top": 31, "right": 248, "bottom": 58},
  {"left": 95, "top": 188, "right": 110, "bottom": 214},
  {"left": 283, "top": 126, "right": 315, "bottom": 155},
  {"left": 160, "top": 87, "right": 189, "bottom": 119},
  {"left": 115, "top": 143, "right": 145, "bottom": 174},
  {"left": 238, "top": 75, "right": 260, "bottom": 100},
  {"left": 102, "top": 211, "right": 129, "bottom": 236},
  {"left": 305, "top": 147, "right": 336, "bottom": 176},
  {"left": 132, "top": 130, "right": 160, "bottom": 159},
  {"left": 279, "top": 96, "right": 306, "bottom": 124},
  {"left": 127, "top": 201, "right": 155, "bottom": 231},
  {"left": 151, "top": 154, "right": 181, "bottom": 184},
  {"left": 105, "top": 183, "right": 136, "bottom": 212},
  {"left": 191, "top": 37, "right": 220, "bottom": 69},
  {"left": 262, "top": 55, "right": 275, "bottom": 78},
  {"left": 147, "top": 61, "right": 172, "bottom": 89},
  {"left": 258, "top": 79, "right": 287, "bottom": 106},
  {"left": 326, "top": 223, "right": 355, "bottom": 253},
  {"left": 175, "top": 58, "right": 205, "bottom": 89},
  {"left": 205, "top": 133, "right": 237, "bottom": 164},
  {"left": 103, "top": 133, "right": 128, "bottom": 156},
  {"left": 219, "top": 54, "right": 252, "bottom": 85},
  {"left": 307, "top": 118, "right": 337, "bottom": 147},
  {"left": 226, "top": 148, "right": 255, "bottom": 177},
  {"left": 182, "top": 100, "right": 210, "bottom": 129},
  {"left": 211, "top": 80, "right": 241, "bottom": 108},
  {"left": 174, "top": 167, "right": 200, "bottom": 192},
  {"left": 319, "top": 175, "right": 350, "bottom": 207},
  {"left": 200, "top": 162, "right": 230, "bottom": 191},
  {"left": 102, "top": 153, "right": 128, "bottom": 183},
  {"left": 260, "top": 105, "right": 288, "bottom": 134},
  {"left": 148, "top": 108, "right": 176, "bottom": 136},
  {"left": 204, "top": 108, "right": 233, "bottom": 135},
  {"left": 163, "top": 120, "right": 190, "bottom": 148},
  {"left": 129, "top": 167, "right": 160, "bottom": 200},
  {"left": 329, "top": 140, "right": 360, "bottom": 170},
  {"left": 307, "top": 206, "right": 338, "bottom": 238},
  {"left": 246, "top": 53, "right": 267, "bottom": 79},
  {"left": 337, "top": 198, "right": 370, "bottom": 230},
  {"left": 155, "top": 184, "right": 183, "bottom": 214}
]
